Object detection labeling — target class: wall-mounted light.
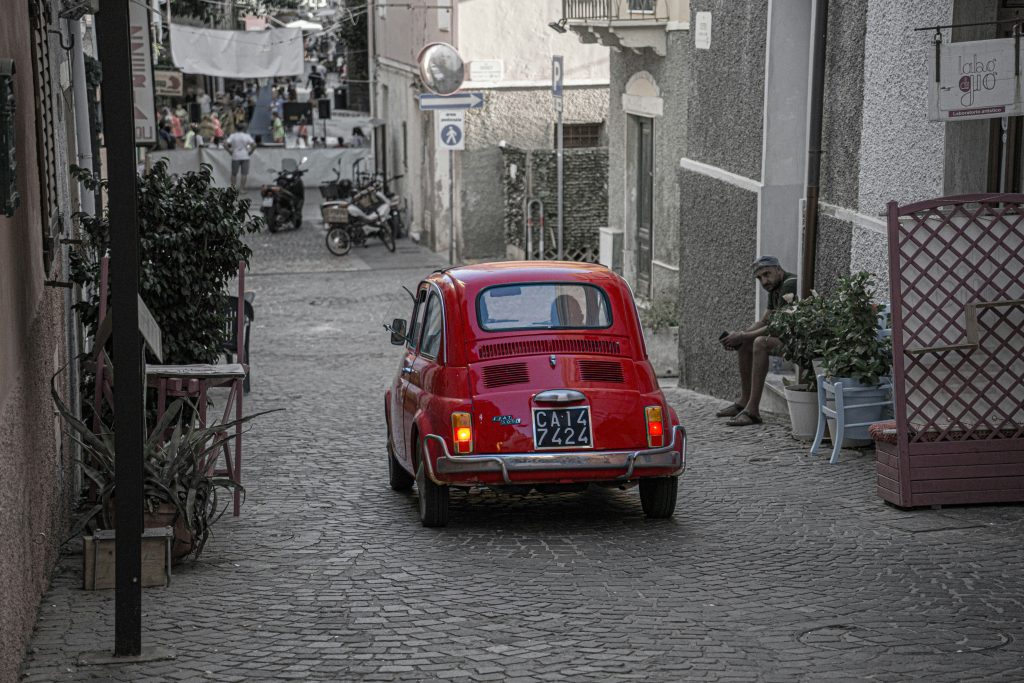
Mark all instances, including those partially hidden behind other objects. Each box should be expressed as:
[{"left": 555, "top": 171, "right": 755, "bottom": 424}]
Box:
[
  {"left": 0, "top": 58, "right": 18, "bottom": 218},
  {"left": 548, "top": 18, "right": 568, "bottom": 34}
]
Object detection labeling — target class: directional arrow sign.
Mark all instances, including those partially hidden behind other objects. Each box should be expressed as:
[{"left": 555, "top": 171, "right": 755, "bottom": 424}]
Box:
[{"left": 419, "top": 92, "right": 484, "bottom": 111}]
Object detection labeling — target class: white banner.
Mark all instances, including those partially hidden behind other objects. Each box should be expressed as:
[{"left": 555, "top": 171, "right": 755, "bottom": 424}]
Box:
[
  {"left": 928, "top": 37, "right": 1022, "bottom": 121},
  {"left": 170, "top": 25, "right": 304, "bottom": 79},
  {"left": 129, "top": 1, "right": 156, "bottom": 145}
]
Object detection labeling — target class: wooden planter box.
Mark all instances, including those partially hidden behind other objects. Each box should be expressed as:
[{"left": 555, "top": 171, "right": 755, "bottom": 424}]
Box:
[
  {"left": 83, "top": 527, "right": 173, "bottom": 590},
  {"left": 876, "top": 439, "right": 1024, "bottom": 508}
]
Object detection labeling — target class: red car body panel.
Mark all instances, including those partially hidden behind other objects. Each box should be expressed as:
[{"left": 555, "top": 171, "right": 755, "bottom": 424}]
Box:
[{"left": 386, "top": 262, "right": 684, "bottom": 487}]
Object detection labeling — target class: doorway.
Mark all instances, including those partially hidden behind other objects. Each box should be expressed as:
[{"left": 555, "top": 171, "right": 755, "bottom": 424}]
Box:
[{"left": 630, "top": 115, "right": 654, "bottom": 297}]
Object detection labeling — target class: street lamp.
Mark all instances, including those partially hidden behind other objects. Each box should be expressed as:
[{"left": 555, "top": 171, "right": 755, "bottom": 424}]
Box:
[{"left": 548, "top": 18, "right": 568, "bottom": 33}]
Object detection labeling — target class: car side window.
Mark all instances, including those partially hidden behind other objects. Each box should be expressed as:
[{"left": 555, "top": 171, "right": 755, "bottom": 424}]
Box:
[
  {"left": 419, "top": 293, "right": 444, "bottom": 360},
  {"left": 407, "top": 285, "right": 429, "bottom": 350}
]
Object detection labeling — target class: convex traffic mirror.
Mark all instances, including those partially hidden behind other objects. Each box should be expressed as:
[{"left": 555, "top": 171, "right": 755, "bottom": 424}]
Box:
[{"left": 417, "top": 42, "right": 464, "bottom": 96}]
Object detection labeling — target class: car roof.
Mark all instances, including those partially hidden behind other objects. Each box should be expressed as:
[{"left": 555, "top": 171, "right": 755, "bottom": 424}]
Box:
[{"left": 436, "top": 261, "right": 622, "bottom": 289}]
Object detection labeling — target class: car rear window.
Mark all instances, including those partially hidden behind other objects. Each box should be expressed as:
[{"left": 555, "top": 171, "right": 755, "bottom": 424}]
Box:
[{"left": 477, "top": 283, "right": 612, "bottom": 331}]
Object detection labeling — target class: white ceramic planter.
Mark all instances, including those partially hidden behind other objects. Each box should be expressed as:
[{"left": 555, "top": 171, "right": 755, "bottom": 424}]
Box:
[{"left": 784, "top": 385, "right": 819, "bottom": 441}]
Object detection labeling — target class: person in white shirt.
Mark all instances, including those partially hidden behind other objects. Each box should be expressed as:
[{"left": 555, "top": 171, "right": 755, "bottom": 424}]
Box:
[
  {"left": 224, "top": 123, "right": 256, "bottom": 190},
  {"left": 196, "top": 89, "right": 212, "bottom": 116}
]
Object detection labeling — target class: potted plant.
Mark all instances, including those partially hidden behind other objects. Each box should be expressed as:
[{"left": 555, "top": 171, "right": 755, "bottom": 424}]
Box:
[
  {"left": 766, "top": 291, "right": 828, "bottom": 440},
  {"left": 818, "top": 272, "right": 892, "bottom": 446},
  {"left": 54, "top": 374, "right": 265, "bottom": 563},
  {"left": 639, "top": 286, "right": 680, "bottom": 378}
]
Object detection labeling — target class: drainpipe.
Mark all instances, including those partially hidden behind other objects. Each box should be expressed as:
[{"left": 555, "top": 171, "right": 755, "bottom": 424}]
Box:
[
  {"left": 801, "top": 0, "right": 829, "bottom": 298},
  {"left": 70, "top": 17, "right": 95, "bottom": 217}
]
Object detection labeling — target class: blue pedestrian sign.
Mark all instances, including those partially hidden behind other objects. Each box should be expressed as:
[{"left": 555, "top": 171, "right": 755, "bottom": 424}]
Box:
[
  {"left": 419, "top": 92, "right": 484, "bottom": 111},
  {"left": 435, "top": 110, "right": 465, "bottom": 150}
]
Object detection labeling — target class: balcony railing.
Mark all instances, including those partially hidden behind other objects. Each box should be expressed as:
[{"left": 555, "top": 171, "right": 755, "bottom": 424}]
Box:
[{"left": 562, "top": 0, "right": 668, "bottom": 22}]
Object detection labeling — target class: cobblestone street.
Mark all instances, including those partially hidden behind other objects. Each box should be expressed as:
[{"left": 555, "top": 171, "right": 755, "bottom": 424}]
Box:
[{"left": 19, "top": 226, "right": 1024, "bottom": 682}]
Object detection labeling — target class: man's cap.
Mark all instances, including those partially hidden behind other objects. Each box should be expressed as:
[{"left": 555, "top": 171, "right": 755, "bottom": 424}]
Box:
[{"left": 752, "top": 255, "right": 781, "bottom": 274}]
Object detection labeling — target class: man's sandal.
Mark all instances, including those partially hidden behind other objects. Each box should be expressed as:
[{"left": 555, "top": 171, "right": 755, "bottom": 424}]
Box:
[
  {"left": 725, "top": 410, "right": 763, "bottom": 427},
  {"left": 715, "top": 403, "right": 746, "bottom": 418}
]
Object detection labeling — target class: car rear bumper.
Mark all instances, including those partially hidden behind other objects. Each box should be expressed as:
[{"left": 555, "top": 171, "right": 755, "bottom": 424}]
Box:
[{"left": 421, "top": 425, "right": 686, "bottom": 486}]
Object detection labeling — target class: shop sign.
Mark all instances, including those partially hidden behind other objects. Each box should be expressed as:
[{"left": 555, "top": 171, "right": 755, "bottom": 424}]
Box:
[{"left": 928, "top": 37, "right": 1020, "bottom": 121}]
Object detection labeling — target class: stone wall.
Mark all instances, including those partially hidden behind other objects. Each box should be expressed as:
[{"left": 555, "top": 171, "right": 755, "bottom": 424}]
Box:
[
  {"left": 461, "top": 86, "right": 609, "bottom": 261},
  {"left": 501, "top": 147, "right": 609, "bottom": 261}
]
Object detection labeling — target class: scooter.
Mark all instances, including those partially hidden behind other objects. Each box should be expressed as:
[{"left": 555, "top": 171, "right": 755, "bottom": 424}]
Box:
[
  {"left": 324, "top": 182, "right": 396, "bottom": 256},
  {"left": 261, "top": 156, "right": 308, "bottom": 233}
]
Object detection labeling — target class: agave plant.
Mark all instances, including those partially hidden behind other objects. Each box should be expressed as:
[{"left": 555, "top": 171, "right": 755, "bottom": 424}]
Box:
[{"left": 53, "top": 371, "right": 270, "bottom": 559}]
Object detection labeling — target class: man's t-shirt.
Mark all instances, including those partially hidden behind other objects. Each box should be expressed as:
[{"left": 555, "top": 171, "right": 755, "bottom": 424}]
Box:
[
  {"left": 767, "top": 271, "right": 798, "bottom": 311},
  {"left": 225, "top": 132, "right": 255, "bottom": 161}
]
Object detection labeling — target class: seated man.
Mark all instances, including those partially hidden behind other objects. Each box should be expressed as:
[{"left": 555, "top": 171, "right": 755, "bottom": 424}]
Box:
[
  {"left": 551, "top": 294, "right": 585, "bottom": 327},
  {"left": 718, "top": 256, "right": 797, "bottom": 426}
]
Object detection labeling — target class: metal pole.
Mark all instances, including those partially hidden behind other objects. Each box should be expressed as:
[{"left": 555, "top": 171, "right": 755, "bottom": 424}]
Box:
[
  {"left": 556, "top": 104, "right": 563, "bottom": 260},
  {"left": 448, "top": 149, "right": 454, "bottom": 264},
  {"left": 70, "top": 18, "right": 95, "bottom": 217},
  {"left": 96, "top": 0, "right": 145, "bottom": 656}
]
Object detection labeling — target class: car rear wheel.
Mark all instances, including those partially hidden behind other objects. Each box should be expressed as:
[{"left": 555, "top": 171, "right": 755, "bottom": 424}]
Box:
[
  {"left": 387, "top": 439, "right": 414, "bottom": 492},
  {"left": 416, "top": 459, "right": 449, "bottom": 527},
  {"left": 639, "top": 477, "right": 678, "bottom": 518}
]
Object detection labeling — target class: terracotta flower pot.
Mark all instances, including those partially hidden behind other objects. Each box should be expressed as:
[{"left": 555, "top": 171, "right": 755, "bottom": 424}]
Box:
[{"left": 144, "top": 503, "right": 193, "bottom": 563}]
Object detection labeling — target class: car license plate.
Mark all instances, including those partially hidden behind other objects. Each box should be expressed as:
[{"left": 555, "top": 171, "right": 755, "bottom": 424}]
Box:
[
  {"left": 261, "top": 196, "right": 274, "bottom": 208},
  {"left": 532, "top": 406, "right": 592, "bottom": 450}
]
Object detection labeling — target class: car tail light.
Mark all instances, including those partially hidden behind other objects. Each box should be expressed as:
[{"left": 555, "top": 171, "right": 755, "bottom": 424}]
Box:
[
  {"left": 452, "top": 412, "right": 472, "bottom": 454},
  {"left": 645, "top": 406, "right": 664, "bottom": 448}
]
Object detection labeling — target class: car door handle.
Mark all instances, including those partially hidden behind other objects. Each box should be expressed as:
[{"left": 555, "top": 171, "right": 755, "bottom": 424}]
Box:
[{"left": 402, "top": 366, "right": 413, "bottom": 374}]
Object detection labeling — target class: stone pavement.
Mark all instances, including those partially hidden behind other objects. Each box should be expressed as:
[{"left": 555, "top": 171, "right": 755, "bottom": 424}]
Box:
[{"left": 17, "top": 228, "right": 1024, "bottom": 682}]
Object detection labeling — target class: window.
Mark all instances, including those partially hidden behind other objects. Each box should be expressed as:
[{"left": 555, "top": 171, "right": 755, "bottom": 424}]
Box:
[
  {"left": 477, "top": 283, "right": 612, "bottom": 332},
  {"left": 29, "top": 0, "right": 60, "bottom": 270},
  {"left": 558, "top": 122, "right": 603, "bottom": 149},
  {"left": 407, "top": 285, "right": 429, "bottom": 350},
  {"left": 419, "top": 293, "right": 444, "bottom": 359}
]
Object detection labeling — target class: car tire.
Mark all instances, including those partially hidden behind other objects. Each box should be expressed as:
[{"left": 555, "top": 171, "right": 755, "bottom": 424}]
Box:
[
  {"left": 325, "top": 226, "right": 351, "bottom": 256},
  {"left": 387, "top": 439, "right": 414, "bottom": 492},
  {"left": 639, "top": 477, "right": 678, "bottom": 518},
  {"left": 416, "top": 459, "right": 449, "bottom": 527}
]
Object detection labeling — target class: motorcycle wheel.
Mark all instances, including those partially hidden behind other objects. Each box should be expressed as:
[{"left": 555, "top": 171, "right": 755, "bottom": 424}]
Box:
[
  {"left": 325, "top": 226, "right": 352, "bottom": 256},
  {"left": 262, "top": 207, "right": 279, "bottom": 233},
  {"left": 293, "top": 213, "right": 303, "bottom": 229},
  {"left": 380, "top": 222, "right": 396, "bottom": 252}
]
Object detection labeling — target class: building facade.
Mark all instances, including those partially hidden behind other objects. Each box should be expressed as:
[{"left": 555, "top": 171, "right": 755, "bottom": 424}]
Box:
[
  {"left": 0, "top": 0, "right": 81, "bottom": 679},
  {"left": 567, "top": 0, "right": 691, "bottom": 299},
  {"left": 371, "top": 0, "right": 609, "bottom": 262}
]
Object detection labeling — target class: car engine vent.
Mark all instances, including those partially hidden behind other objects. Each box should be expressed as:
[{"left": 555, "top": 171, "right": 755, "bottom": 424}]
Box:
[
  {"left": 482, "top": 362, "right": 530, "bottom": 389},
  {"left": 479, "top": 338, "right": 621, "bottom": 360},
  {"left": 578, "top": 359, "right": 625, "bottom": 383}
]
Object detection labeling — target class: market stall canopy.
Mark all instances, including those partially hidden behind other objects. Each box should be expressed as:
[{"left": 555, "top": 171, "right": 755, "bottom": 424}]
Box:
[
  {"left": 285, "top": 19, "right": 323, "bottom": 32},
  {"left": 170, "top": 24, "right": 304, "bottom": 78}
]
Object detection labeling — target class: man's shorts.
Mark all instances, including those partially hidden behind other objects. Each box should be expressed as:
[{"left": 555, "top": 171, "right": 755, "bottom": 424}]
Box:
[{"left": 231, "top": 159, "right": 250, "bottom": 176}]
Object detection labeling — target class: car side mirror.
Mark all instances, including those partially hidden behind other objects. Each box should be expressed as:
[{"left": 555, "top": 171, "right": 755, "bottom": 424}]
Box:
[{"left": 389, "top": 318, "right": 408, "bottom": 346}]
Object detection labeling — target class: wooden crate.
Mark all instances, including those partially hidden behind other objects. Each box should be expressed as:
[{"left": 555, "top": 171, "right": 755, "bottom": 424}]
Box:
[{"left": 83, "top": 527, "right": 173, "bottom": 590}]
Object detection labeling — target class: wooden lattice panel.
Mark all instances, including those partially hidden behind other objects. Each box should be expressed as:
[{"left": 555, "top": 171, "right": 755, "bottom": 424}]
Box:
[{"left": 888, "top": 197, "right": 1024, "bottom": 446}]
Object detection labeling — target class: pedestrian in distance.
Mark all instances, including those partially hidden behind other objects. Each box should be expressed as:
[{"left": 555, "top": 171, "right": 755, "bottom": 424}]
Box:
[
  {"left": 183, "top": 123, "right": 200, "bottom": 149},
  {"left": 271, "top": 111, "right": 285, "bottom": 144},
  {"left": 224, "top": 122, "right": 256, "bottom": 191},
  {"left": 199, "top": 114, "right": 216, "bottom": 146},
  {"left": 157, "top": 120, "right": 176, "bottom": 150},
  {"left": 717, "top": 255, "right": 798, "bottom": 427},
  {"left": 348, "top": 127, "right": 368, "bottom": 147}
]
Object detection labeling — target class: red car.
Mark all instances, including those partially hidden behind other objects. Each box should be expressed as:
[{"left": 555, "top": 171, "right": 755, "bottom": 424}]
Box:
[{"left": 385, "top": 262, "right": 686, "bottom": 527}]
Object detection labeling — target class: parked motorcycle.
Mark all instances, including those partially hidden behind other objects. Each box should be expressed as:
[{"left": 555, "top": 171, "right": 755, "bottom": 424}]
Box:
[
  {"left": 261, "top": 156, "right": 308, "bottom": 233},
  {"left": 324, "top": 181, "right": 397, "bottom": 256}
]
